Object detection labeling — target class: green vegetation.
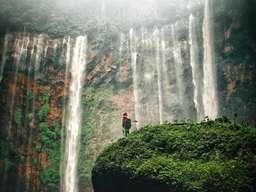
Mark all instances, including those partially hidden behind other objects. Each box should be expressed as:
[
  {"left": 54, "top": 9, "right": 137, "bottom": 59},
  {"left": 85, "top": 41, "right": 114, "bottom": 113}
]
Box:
[
  {"left": 38, "top": 104, "right": 50, "bottom": 121},
  {"left": 38, "top": 93, "right": 62, "bottom": 191},
  {"left": 38, "top": 93, "right": 50, "bottom": 122},
  {"left": 39, "top": 120, "right": 61, "bottom": 190},
  {"left": 92, "top": 118, "right": 256, "bottom": 192},
  {"left": 14, "top": 108, "right": 24, "bottom": 129},
  {"left": 79, "top": 88, "right": 116, "bottom": 188}
]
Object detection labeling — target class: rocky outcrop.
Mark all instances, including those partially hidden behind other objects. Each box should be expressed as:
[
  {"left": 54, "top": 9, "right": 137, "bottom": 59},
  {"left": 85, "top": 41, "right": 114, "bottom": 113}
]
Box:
[{"left": 92, "top": 119, "right": 256, "bottom": 192}]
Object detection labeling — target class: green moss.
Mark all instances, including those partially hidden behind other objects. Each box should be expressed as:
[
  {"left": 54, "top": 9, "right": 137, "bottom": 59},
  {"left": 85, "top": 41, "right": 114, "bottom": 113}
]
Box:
[
  {"left": 38, "top": 104, "right": 50, "bottom": 121},
  {"left": 14, "top": 108, "right": 24, "bottom": 128},
  {"left": 78, "top": 88, "right": 114, "bottom": 187},
  {"left": 39, "top": 120, "right": 61, "bottom": 190},
  {"left": 92, "top": 119, "right": 256, "bottom": 192}
]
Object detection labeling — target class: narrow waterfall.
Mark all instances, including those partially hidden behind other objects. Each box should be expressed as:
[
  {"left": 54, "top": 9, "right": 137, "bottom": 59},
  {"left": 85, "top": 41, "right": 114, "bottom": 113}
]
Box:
[
  {"left": 171, "top": 25, "right": 185, "bottom": 118},
  {"left": 53, "top": 39, "right": 59, "bottom": 56},
  {"left": 61, "top": 36, "right": 71, "bottom": 190},
  {"left": 31, "top": 35, "right": 45, "bottom": 126},
  {"left": 189, "top": 14, "right": 204, "bottom": 120},
  {"left": 119, "top": 32, "right": 126, "bottom": 74},
  {"left": 153, "top": 28, "right": 163, "bottom": 124},
  {"left": 43, "top": 40, "right": 48, "bottom": 65},
  {"left": 24, "top": 36, "right": 36, "bottom": 192},
  {"left": 202, "top": 0, "right": 219, "bottom": 119},
  {"left": 25, "top": 36, "right": 38, "bottom": 190},
  {"left": 160, "top": 28, "right": 176, "bottom": 122},
  {"left": 2, "top": 36, "right": 30, "bottom": 191},
  {"left": 0, "top": 34, "right": 12, "bottom": 82},
  {"left": 63, "top": 36, "right": 87, "bottom": 192},
  {"left": 25, "top": 35, "right": 45, "bottom": 191},
  {"left": 119, "top": 33, "right": 125, "bottom": 56},
  {"left": 9, "top": 37, "right": 30, "bottom": 136},
  {"left": 129, "top": 29, "right": 140, "bottom": 128}
]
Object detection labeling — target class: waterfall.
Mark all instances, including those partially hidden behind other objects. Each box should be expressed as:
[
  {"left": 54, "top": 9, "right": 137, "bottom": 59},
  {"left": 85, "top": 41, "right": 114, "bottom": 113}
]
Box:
[
  {"left": 3, "top": 35, "right": 30, "bottom": 192},
  {"left": 43, "top": 40, "right": 48, "bottom": 66},
  {"left": 160, "top": 28, "right": 175, "bottom": 122},
  {"left": 119, "top": 33, "right": 125, "bottom": 56},
  {"left": 0, "top": 34, "right": 12, "bottom": 82},
  {"left": 202, "top": 0, "right": 218, "bottom": 119},
  {"left": 189, "top": 14, "right": 204, "bottom": 120},
  {"left": 24, "top": 36, "right": 36, "bottom": 192},
  {"left": 53, "top": 39, "right": 59, "bottom": 56},
  {"left": 63, "top": 36, "right": 87, "bottom": 192},
  {"left": 129, "top": 29, "right": 140, "bottom": 128},
  {"left": 8, "top": 36, "right": 30, "bottom": 136},
  {"left": 22, "top": 35, "right": 48, "bottom": 191},
  {"left": 153, "top": 28, "right": 163, "bottom": 124},
  {"left": 32, "top": 35, "right": 45, "bottom": 122},
  {"left": 60, "top": 36, "right": 71, "bottom": 190},
  {"left": 171, "top": 25, "right": 186, "bottom": 119}
]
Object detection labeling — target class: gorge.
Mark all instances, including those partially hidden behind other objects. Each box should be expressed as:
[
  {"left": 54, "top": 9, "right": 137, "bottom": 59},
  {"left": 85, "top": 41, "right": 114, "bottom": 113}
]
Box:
[{"left": 0, "top": 0, "right": 255, "bottom": 191}]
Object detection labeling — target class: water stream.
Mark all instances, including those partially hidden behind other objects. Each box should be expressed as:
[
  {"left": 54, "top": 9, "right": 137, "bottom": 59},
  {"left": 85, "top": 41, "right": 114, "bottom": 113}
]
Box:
[
  {"left": 63, "top": 36, "right": 87, "bottom": 192},
  {"left": 202, "top": 0, "right": 219, "bottom": 119}
]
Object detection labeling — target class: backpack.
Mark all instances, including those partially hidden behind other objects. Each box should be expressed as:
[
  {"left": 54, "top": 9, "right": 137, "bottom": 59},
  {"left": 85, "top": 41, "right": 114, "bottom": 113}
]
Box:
[{"left": 126, "top": 118, "right": 132, "bottom": 130}]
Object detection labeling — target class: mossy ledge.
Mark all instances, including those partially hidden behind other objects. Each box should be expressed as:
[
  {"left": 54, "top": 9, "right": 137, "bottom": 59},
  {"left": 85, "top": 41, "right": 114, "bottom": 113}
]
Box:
[{"left": 92, "top": 118, "right": 256, "bottom": 192}]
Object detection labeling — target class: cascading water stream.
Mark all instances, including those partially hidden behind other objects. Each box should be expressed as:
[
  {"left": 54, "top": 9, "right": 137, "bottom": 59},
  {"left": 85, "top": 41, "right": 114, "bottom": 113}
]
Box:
[
  {"left": 171, "top": 25, "right": 186, "bottom": 118},
  {"left": 63, "top": 36, "right": 87, "bottom": 192},
  {"left": 129, "top": 29, "right": 140, "bottom": 129},
  {"left": 202, "top": 0, "right": 219, "bottom": 119},
  {"left": 189, "top": 14, "right": 204, "bottom": 120},
  {"left": 25, "top": 35, "right": 45, "bottom": 191},
  {"left": 0, "top": 34, "right": 12, "bottom": 82},
  {"left": 2, "top": 35, "right": 30, "bottom": 191},
  {"left": 9, "top": 37, "right": 30, "bottom": 137},
  {"left": 160, "top": 28, "right": 174, "bottom": 122},
  {"left": 119, "top": 33, "right": 125, "bottom": 56},
  {"left": 153, "top": 28, "right": 163, "bottom": 124},
  {"left": 24, "top": 36, "right": 36, "bottom": 192},
  {"left": 60, "top": 36, "right": 71, "bottom": 190}
]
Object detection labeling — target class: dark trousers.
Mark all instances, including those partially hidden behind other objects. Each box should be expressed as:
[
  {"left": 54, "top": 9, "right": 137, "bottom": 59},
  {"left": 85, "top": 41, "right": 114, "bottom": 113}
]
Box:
[{"left": 123, "top": 128, "right": 129, "bottom": 137}]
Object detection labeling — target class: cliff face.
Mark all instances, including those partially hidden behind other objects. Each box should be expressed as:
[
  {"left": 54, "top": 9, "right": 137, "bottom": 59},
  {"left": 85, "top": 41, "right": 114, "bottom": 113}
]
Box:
[
  {"left": 0, "top": 34, "right": 68, "bottom": 191},
  {"left": 214, "top": 0, "right": 256, "bottom": 124},
  {"left": 0, "top": 32, "right": 133, "bottom": 191}
]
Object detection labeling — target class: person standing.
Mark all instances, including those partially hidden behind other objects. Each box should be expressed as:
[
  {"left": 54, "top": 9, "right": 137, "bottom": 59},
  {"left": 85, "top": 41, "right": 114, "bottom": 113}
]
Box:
[{"left": 122, "top": 112, "right": 131, "bottom": 137}]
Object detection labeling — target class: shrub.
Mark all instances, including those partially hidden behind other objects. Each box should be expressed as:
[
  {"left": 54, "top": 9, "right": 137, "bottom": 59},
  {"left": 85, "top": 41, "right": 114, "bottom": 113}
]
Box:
[
  {"left": 38, "top": 104, "right": 50, "bottom": 121},
  {"left": 92, "top": 119, "right": 256, "bottom": 192}
]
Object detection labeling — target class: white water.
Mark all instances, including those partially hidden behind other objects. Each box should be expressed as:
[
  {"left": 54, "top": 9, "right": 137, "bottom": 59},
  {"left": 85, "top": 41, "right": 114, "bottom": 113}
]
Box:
[
  {"left": 153, "top": 28, "right": 163, "bottom": 124},
  {"left": 189, "top": 14, "right": 204, "bottom": 120},
  {"left": 160, "top": 28, "right": 176, "bottom": 122},
  {"left": 25, "top": 35, "right": 47, "bottom": 191},
  {"left": 129, "top": 29, "right": 140, "bottom": 129},
  {"left": 3, "top": 35, "right": 30, "bottom": 192},
  {"left": 119, "top": 33, "right": 125, "bottom": 55},
  {"left": 202, "top": 0, "right": 218, "bottom": 119},
  {"left": 32, "top": 35, "right": 45, "bottom": 130},
  {"left": 53, "top": 39, "right": 59, "bottom": 56},
  {"left": 171, "top": 25, "right": 186, "bottom": 118},
  {"left": 8, "top": 36, "right": 30, "bottom": 137},
  {"left": 24, "top": 36, "right": 36, "bottom": 192},
  {"left": 63, "top": 36, "right": 87, "bottom": 192},
  {"left": 0, "top": 34, "right": 12, "bottom": 82},
  {"left": 60, "top": 36, "right": 71, "bottom": 190}
]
